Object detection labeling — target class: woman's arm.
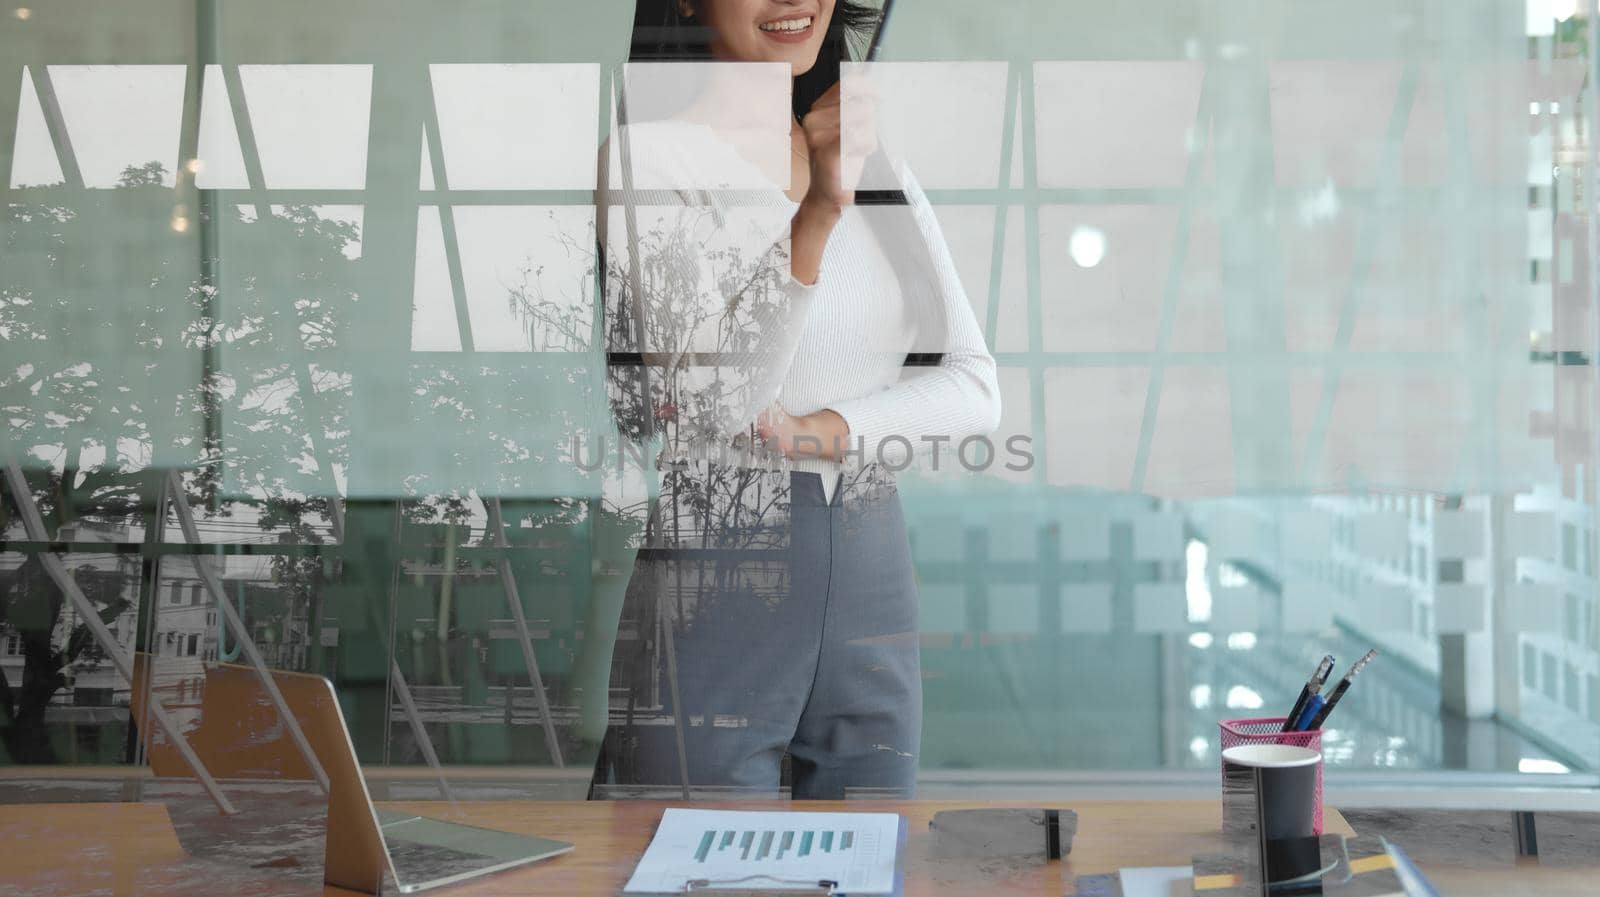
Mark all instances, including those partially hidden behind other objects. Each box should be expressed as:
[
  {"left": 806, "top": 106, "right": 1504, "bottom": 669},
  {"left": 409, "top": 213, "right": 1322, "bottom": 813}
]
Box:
[
  {"left": 764, "top": 163, "right": 1002, "bottom": 464},
  {"left": 788, "top": 200, "right": 839, "bottom": 286},
  {"left": 789, "top": 82, "right": 857, "bottom": 285},
  {"left": 594, "top": 146, "right": 814, "bottom": 450},
  {"left": 596, "top": 87, "right": 862, "bottom": 450}
]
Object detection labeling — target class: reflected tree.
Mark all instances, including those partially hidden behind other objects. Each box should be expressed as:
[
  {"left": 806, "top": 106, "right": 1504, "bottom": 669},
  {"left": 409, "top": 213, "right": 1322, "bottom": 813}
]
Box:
[
  {"left": 2, "top": 151, "right": 804, "bottom": 767},
  {"left": 0, "top": 162, "right": 368, "bottom": 756}
]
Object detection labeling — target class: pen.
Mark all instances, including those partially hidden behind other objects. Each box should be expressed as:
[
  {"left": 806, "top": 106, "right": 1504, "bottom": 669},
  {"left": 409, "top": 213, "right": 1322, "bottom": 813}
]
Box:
[
  {"left": 865, "top": 0, "right": 895, "bottom": 61},
  {"left": 1292, "top": 693, "right": 1325, "bottom": 732},
  {"left": 1307, "top": 649, "right": 1378, "bottom": 730},
  {"left": 1281, "top": 654, "right": 1336, "bottom": 732}
]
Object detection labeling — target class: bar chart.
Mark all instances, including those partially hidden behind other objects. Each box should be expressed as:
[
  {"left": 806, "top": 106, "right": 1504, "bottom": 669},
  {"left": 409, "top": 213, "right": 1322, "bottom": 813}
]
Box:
[{"left": 694, "top": 827, "right": 861, "bottom": 862}]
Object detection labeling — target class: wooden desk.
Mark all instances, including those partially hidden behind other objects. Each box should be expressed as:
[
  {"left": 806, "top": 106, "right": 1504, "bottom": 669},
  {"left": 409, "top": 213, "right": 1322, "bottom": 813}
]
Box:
[
  {"left": 380, "top": 799, "right": 1347, "bottom": 897},
  {"left": 3, "top": 799, "right": 1335, "bottom": 896},
  {"left": 1, "top": 799, "right": 1593, "bottom": 896}
]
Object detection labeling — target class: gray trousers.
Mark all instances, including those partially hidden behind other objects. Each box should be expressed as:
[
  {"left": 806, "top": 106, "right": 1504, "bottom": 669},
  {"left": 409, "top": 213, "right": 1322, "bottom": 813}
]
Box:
[{"left": 624, "top": 469, "right": 922, "bottom": 799}]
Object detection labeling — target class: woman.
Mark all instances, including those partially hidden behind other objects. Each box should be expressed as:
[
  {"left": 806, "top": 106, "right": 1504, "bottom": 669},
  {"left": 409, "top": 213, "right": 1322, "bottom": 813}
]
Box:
[{"left": 594, "top": 0, "right": 999, "bottom": 798}]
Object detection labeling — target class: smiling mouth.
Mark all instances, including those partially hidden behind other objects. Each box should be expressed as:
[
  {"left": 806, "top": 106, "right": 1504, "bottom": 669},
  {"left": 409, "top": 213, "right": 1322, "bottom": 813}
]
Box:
[{"left": 758, "top": 15, "right": 814, "bottom": 39}]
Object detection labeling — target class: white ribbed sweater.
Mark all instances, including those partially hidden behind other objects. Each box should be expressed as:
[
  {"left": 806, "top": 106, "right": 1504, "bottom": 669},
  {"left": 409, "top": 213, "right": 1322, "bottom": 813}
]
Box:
[{"left": 603, "top": 121, "right": 1001, "bottom": 500}]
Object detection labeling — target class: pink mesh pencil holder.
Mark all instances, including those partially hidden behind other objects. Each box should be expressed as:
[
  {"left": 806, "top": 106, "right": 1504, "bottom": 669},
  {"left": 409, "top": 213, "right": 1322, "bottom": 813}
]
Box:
[{"left": 1219, "top": 717, "right": 1323, "bottom": 835}]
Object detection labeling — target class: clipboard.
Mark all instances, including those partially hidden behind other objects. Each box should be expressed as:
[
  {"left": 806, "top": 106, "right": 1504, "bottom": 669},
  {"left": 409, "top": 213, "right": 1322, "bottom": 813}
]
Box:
[
  {"left": 854, "top": 0, "right": 907, "bottom": 209},
  {"left": 864, "top": 0, "right": 895, "bottom": 62},
  {"left": 680, "top": 877, "right": 841, "bottom": 895}
]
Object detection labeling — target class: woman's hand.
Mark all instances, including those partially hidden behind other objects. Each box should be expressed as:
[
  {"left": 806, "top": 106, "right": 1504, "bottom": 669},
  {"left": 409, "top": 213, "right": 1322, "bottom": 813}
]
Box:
[
  {"left": 756, "top": 405, "right": 850, "bottom": 460},
  {"left": 788, "top": 81, "right": 879, "bottom": 284},
  {"left": 798, "top": 81, "right": 879, "bottom": 215}
]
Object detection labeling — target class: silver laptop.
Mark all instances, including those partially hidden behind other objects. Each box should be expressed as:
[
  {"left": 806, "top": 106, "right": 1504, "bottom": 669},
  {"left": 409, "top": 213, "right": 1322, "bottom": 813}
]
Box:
[
  {"left": 133, "top": 654, "right": 572, "bottom": 894},
  {"left": 371, "top": 807, "right": 574, "bottom": 894}
]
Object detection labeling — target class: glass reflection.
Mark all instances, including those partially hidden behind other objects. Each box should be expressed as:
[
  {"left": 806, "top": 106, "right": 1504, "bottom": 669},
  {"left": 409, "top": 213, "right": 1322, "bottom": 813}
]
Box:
[{"left": 0, "top": 0, "right": 1596, "bottom": 826}]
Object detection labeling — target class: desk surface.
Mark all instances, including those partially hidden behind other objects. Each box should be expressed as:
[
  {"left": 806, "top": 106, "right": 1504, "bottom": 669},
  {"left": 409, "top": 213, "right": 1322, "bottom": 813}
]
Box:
[
  {"left": 376, "top": 799, "right": 1345, "bottom": 897},
  {"left": 2, "top": 799, "right": 1593, "bottom": 896}
]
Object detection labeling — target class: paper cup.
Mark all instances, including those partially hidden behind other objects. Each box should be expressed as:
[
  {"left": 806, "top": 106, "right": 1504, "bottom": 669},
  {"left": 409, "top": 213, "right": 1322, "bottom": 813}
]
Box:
[{"left": 1221, "top": 744, "right": 1323, "bottom": 890}]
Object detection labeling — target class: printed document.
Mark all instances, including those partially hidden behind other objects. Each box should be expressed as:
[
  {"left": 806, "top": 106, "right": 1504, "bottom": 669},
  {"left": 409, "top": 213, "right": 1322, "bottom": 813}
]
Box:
[{"left": 623, "top": 808, "right": 901, "bottom": 893}]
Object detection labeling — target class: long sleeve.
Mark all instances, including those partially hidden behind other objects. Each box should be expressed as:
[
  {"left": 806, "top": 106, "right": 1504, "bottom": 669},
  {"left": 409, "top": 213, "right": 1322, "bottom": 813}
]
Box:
[
  {"left": 825, "top": 164, "right": 1002, "bottom": 467},
  {"left": 596, "top": 122, "right": 819, "bottom": 456}
]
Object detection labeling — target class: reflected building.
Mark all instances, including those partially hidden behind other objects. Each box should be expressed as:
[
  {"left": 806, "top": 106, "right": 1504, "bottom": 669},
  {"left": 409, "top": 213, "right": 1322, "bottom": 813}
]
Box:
[{"left": 0, "top": 510, "right": 299, "bottom": 762}]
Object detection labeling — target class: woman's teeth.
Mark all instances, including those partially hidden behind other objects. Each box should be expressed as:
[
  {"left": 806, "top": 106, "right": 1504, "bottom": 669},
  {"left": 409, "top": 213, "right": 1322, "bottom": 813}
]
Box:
[{"left": 759, "top": 16, "right": 812, "bottom": 32}]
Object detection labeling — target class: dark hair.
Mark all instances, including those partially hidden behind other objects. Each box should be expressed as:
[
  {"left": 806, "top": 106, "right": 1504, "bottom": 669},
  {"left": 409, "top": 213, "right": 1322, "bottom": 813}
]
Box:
[{"left": 629, "top": 1, "right": 882, "bottom": 120}]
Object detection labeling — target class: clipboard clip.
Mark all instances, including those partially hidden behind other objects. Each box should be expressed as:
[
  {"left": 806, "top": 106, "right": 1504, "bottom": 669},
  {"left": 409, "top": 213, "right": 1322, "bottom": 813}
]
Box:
[{"left": 683, "top": 876, "right": 840, "bottom": 895}]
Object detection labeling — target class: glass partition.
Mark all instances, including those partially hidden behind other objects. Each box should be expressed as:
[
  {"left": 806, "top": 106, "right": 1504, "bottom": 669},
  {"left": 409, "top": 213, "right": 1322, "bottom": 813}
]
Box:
[{"left": 1, "top": 0, "right": 1596, "bottom": 816}]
